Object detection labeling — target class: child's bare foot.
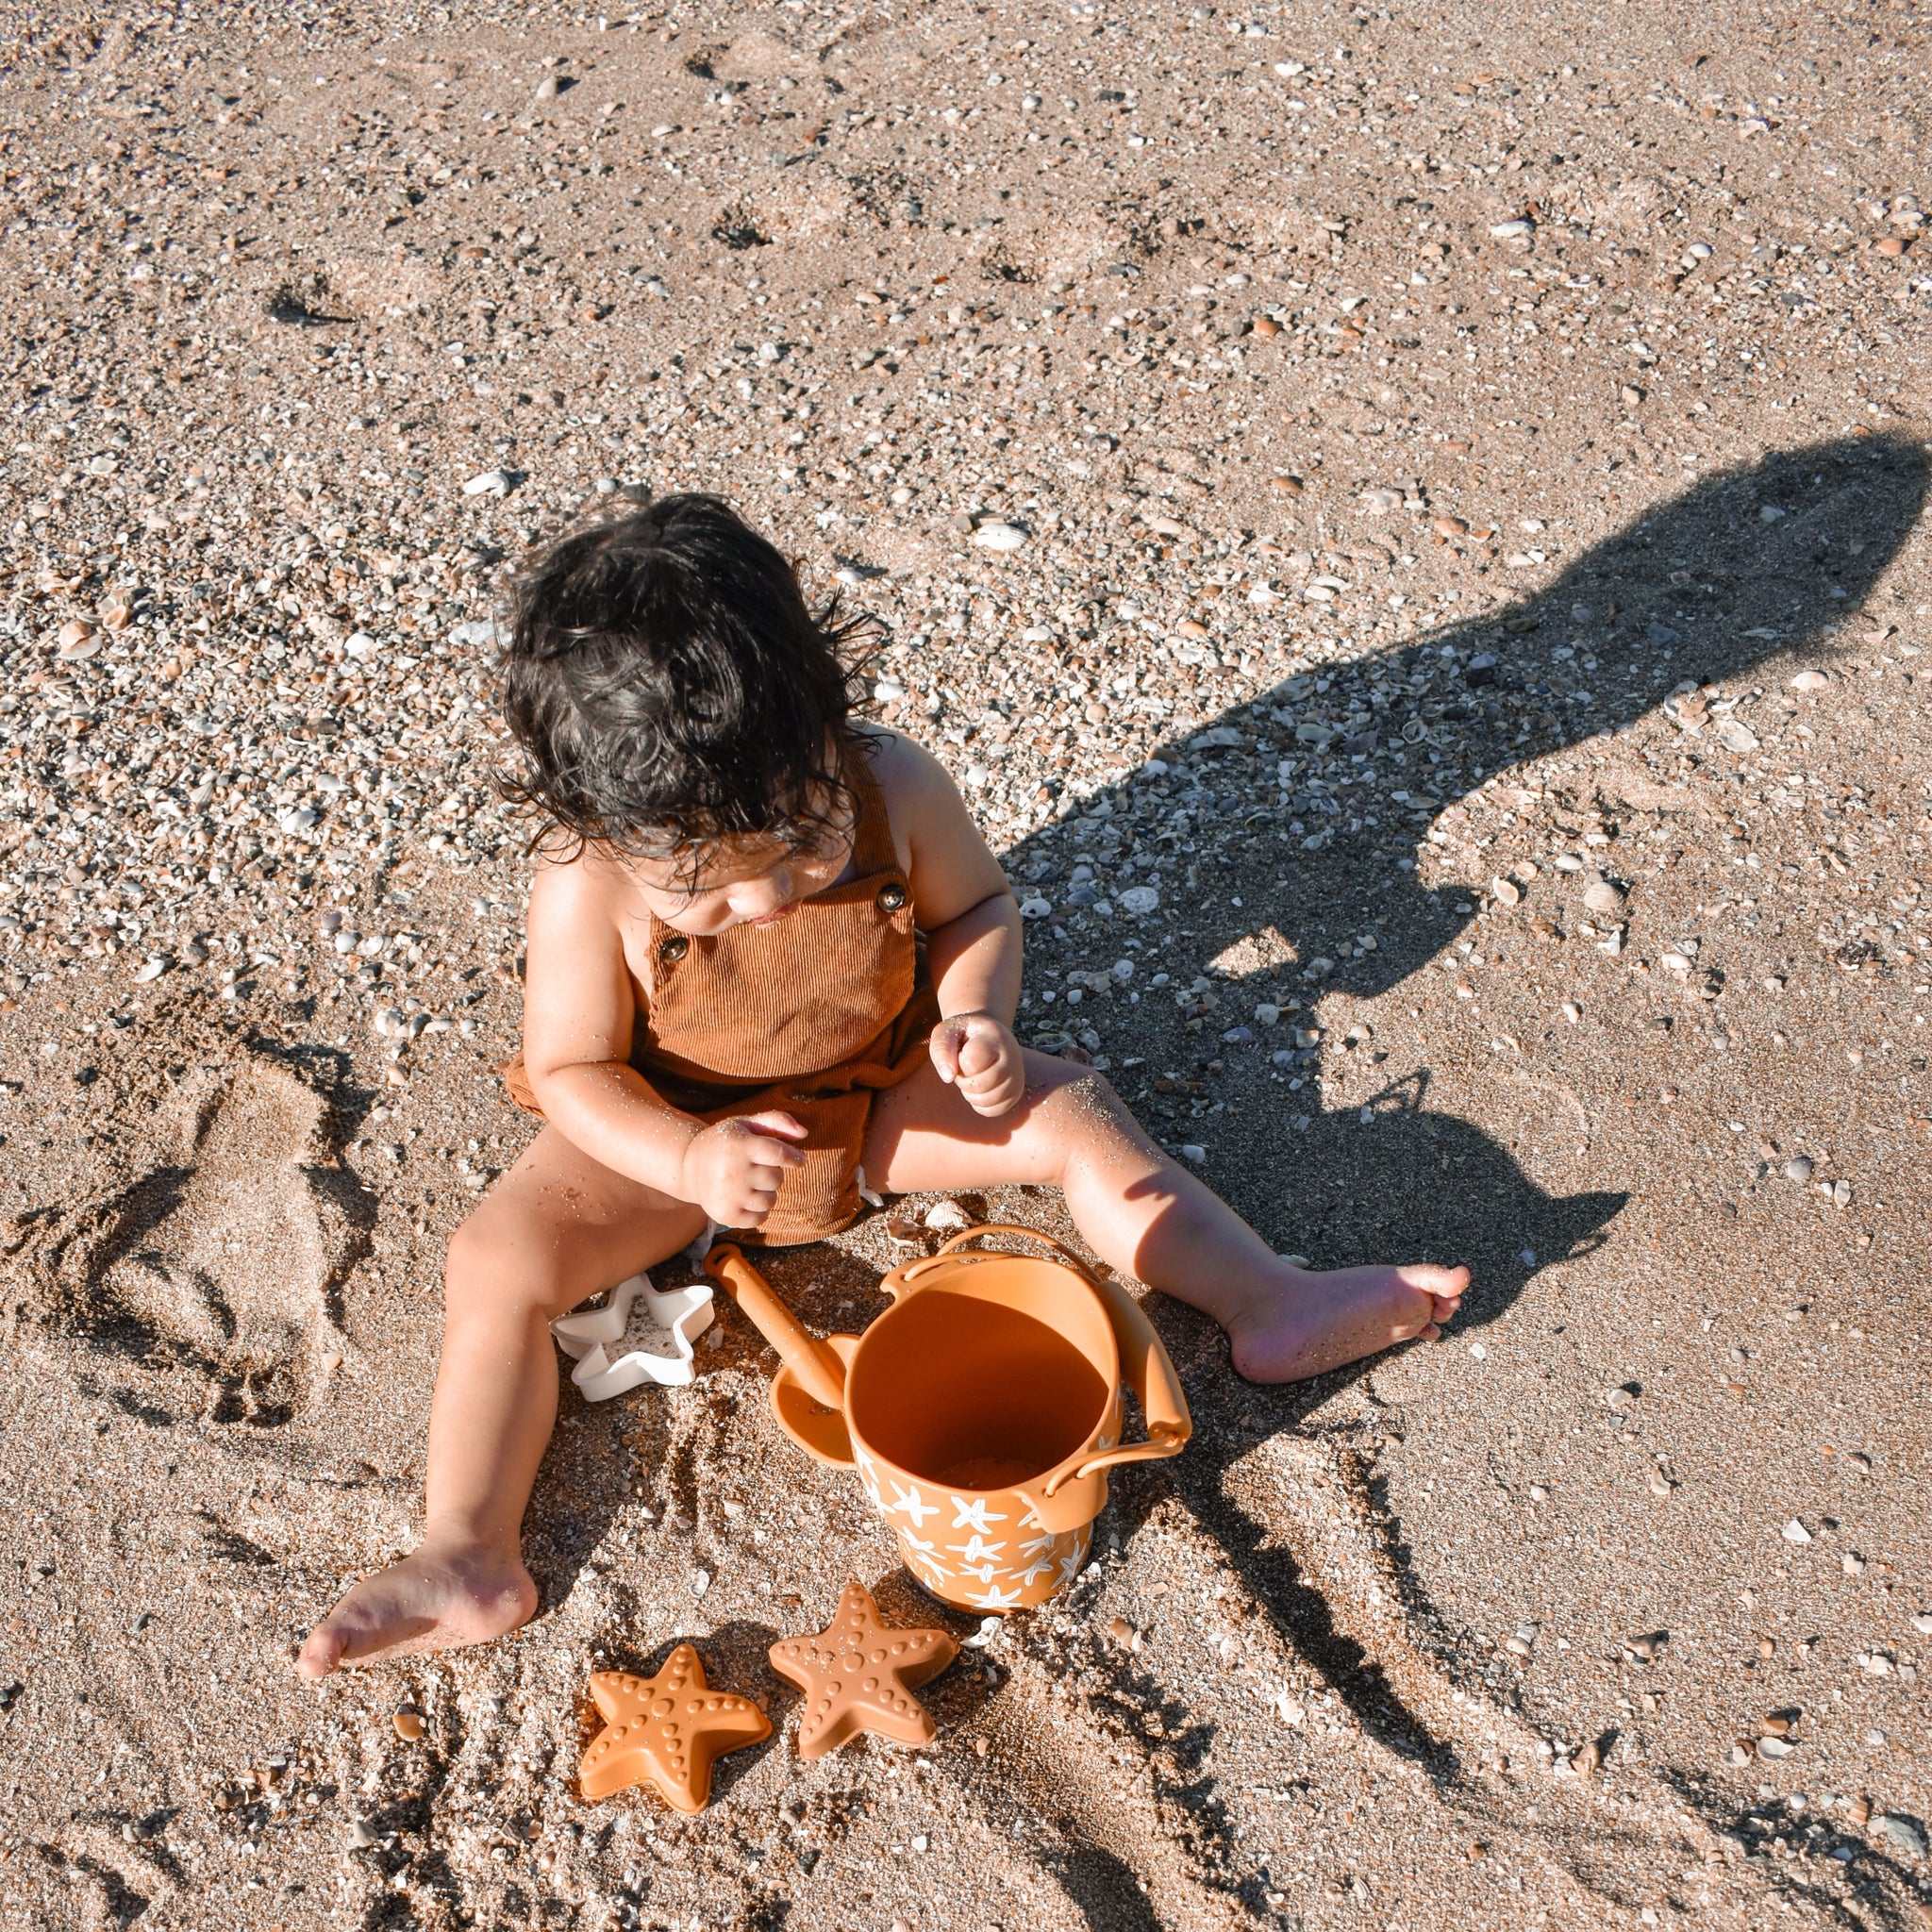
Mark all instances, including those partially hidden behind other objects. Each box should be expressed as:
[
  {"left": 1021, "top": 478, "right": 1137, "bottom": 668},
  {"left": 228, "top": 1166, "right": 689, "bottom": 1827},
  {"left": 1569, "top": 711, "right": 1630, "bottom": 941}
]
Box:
[
  {"left": 297, "top": 1537, "right": 537, "bottom": 1678},
  {"left": 1224, "top": 1260, "right": 1469, "bottom": 1384}
]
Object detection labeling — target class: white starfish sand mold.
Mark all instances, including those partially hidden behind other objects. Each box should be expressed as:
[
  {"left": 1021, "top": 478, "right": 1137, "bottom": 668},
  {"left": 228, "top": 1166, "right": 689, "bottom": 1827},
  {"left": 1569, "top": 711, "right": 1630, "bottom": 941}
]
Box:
[{"left": 548, "top": 1274, "right": 716, "bottom": 1401}]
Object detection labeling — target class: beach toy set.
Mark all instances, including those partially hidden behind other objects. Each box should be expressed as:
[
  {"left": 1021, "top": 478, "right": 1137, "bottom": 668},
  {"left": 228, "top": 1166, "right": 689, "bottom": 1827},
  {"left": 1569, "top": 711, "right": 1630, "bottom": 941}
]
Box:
[{"left": 572, "top": 1221, "right": 1190, "bottom": 1808}]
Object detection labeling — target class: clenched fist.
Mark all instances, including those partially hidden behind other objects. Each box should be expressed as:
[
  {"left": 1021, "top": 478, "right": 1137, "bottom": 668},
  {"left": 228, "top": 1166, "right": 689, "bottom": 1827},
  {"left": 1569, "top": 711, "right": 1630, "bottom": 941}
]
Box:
[
  {"left": 678, "top": 1111, "right": 807, "bottom": 1226},
  {"left": 929, "top": 1010, "right": 1025, "bottom": 1118}
]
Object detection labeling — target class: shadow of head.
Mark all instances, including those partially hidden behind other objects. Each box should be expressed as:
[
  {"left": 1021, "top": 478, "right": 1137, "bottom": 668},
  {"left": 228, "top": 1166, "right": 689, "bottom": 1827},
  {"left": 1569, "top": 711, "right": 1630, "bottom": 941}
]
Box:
[{"left": 1000, "top": 433, "right": 1927, "bottom": 1008}]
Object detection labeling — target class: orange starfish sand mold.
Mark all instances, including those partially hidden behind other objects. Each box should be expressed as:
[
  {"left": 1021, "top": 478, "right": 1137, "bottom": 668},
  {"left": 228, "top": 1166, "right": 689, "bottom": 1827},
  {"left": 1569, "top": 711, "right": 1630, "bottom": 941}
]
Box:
[
  {"left": 768, "top": 1579, "right": 960, "bottom": 1761},
  {"left": 579, "top": 1644, "right": 772, "bottom": 1811}
]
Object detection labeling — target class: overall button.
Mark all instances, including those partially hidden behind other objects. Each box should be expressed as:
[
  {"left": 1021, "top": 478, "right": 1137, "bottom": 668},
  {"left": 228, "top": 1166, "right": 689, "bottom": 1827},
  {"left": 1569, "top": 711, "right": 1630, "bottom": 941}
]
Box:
[
  {"left": 875, "top": 882, "right": 908, "bottom": 913},
  {"left": 659, "top": 934, "right": 690, "bottom": 964}
]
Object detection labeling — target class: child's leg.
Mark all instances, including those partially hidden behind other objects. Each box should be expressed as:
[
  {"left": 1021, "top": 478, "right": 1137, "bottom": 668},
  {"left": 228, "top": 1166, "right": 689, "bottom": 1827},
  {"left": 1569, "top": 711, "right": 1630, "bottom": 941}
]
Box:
[
  {"left": 297, "top": 1127, "right": 707, "bottom": 1676},
  {"left": 863, "top": 1052, "right": 1467, "bottom": 1384}
]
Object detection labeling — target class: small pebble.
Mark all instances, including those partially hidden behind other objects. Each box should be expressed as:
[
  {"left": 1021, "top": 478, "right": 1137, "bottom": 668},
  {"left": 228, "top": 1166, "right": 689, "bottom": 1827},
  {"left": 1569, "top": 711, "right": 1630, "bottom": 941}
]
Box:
[
  {"left": 1782, "top": 1519, "right": 1813, "bottom": 1545},
  {"left": 971, "top": 521, "right": 1027, "bottom": 552},
  {"left": 1874, "top": 1814, "right": 1929, "bottom": 1859}
]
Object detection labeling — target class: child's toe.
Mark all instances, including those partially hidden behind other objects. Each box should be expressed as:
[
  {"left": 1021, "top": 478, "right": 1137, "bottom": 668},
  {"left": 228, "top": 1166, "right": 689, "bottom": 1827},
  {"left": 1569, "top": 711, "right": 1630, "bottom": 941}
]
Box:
[{"left": 297, "top": 1624, "right": 346, "bottom": 1679}]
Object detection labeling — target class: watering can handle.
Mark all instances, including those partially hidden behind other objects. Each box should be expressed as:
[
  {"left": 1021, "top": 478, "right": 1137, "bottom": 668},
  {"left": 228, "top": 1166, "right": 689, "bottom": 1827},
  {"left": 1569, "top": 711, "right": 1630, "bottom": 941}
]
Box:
[
  {"left": 703, "top": 1244, "right": 848, "bottom": 1412},
  {"left": 904, "top": 1225, "right": 1191, "bottom": 1488},
  {"left": 1046, "top": 1272, "right": 1192, "bottom": 1491},
  {"left": 900, "top": 1221, "right": 1104, "bottom": 1290}
]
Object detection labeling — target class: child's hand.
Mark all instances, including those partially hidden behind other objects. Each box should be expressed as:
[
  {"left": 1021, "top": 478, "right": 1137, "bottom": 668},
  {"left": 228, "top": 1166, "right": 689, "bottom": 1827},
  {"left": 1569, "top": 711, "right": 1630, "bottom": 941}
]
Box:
[
  {"left": 930, "top": 1011, "right": 1025, "bottom": 1118},
  {"left": 678, "top": 1112, "right": 808, "bottom": 1225}
]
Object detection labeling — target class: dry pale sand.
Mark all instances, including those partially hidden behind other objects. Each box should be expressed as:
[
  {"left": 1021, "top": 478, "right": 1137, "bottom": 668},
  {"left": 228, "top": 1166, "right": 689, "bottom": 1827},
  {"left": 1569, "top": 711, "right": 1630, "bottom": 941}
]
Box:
[{"left": 1, "top": 1, "right": 1930, "bottom": 1929}]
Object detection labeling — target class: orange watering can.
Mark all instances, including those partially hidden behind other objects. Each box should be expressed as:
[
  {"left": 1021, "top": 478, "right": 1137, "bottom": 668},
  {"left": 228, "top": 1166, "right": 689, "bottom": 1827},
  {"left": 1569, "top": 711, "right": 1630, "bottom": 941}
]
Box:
[{"left": 704, "top": 1225, "right": 1191, "bottom": 1612}]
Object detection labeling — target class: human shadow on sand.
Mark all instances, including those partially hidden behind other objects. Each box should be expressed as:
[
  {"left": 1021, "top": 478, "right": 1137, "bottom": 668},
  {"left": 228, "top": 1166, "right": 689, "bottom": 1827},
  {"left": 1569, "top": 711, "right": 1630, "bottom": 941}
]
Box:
[
  {"left": 980, "top": 433, "right": 1927, "bottom": 1758},
  {"left": 516, "top": 439, "right": 1924, "bottom": 1932}
]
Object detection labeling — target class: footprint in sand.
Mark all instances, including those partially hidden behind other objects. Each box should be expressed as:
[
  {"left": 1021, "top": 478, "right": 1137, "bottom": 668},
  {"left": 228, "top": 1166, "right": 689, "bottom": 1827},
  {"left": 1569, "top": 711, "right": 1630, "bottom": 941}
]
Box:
[{"left": 20, "top": 1053, "right": 359, "bottom": 1425}]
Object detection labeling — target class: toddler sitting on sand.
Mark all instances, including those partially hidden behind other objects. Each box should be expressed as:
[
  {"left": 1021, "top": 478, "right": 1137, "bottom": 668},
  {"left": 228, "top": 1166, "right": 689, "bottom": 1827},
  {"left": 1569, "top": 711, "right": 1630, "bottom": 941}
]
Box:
[{"left": 298, "top": 495, "right": 1465, "bottom": 1676}]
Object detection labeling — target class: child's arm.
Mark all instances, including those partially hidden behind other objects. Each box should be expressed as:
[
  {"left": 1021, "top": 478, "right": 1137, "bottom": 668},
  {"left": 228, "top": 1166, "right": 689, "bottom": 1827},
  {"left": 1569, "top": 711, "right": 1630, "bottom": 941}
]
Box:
[
  {"left": 520, "top": 857, "right": 805, "bottom": 1223},
  {"left": 875, "top": 732, "right": 1029, "bottom": 1117}
]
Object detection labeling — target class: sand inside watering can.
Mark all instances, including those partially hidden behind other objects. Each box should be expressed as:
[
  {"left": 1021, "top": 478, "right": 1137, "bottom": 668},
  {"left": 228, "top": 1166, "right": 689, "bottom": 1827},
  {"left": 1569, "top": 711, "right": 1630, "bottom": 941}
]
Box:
[
  {"left": 849, "top": 1294, "right": 1111, "bottom": 1492},
  {"left": 930, "top": 1451, "right": 1058, "bottom": 1491}
]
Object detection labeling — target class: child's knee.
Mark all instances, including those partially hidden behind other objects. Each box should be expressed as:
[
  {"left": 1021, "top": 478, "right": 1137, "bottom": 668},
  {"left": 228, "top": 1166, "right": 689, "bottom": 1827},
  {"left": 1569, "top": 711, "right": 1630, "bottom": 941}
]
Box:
[
  {"left": 1034, "top": 1067, "right": 1136, "bottom": 1145},
  {"left": 443, "top": 1214, "right": 577, "bottom": 1322}
]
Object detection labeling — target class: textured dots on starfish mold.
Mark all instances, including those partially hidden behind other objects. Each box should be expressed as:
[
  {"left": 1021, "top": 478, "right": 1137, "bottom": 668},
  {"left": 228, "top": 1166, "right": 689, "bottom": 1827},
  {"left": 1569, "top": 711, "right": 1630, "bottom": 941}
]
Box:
[
  {"left": 578, "top": 1647, "right": 769, "bottom": 1810},
  {"left": 768, "top": 1579, "right": 960, "bottom": 1762}
]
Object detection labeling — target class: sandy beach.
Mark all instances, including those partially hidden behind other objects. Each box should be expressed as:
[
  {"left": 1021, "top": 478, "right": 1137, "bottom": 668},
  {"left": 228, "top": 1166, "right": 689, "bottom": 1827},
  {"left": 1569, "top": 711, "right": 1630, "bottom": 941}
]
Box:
[{"left": 1, "top": 1, "right": 1928, "bottom": 1926}]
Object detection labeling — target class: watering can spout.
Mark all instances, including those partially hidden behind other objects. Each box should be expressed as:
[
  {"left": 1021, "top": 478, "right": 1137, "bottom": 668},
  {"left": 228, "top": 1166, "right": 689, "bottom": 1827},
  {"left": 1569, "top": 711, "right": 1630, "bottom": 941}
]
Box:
[{"left": 703, "top": 1244, "right": 849, "bottom": 1412}]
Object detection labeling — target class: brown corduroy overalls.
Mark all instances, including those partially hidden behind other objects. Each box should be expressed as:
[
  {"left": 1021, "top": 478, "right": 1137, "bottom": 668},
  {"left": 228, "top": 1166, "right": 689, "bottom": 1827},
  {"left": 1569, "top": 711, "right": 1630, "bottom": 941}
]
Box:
[{"left": 504, "top": 750, "right": 940, "bottom": 1245}]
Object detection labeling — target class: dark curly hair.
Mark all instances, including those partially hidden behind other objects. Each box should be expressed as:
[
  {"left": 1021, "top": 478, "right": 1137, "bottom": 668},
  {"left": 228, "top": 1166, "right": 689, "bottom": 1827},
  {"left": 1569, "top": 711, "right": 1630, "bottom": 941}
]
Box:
[{"left": 497, "top": 494, "right": 876, "bottom": 875}]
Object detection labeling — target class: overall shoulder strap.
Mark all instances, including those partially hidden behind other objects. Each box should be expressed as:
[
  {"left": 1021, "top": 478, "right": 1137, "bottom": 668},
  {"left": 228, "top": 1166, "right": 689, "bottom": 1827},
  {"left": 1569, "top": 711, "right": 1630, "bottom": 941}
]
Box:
[{"left": 843, "top": 734, "right": 901, "bottom": 876}]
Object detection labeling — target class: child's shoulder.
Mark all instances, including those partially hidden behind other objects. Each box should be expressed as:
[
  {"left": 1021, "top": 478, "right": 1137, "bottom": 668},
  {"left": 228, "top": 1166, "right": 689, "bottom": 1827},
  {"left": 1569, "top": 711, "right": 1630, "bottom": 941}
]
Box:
[
  {"left": 858, "top": 725, "right": 1004, "bottom": 905},
  {"left": 860, "top": 724, "right": 957, "bottom": 812},
  {"left": 527, "top": 838, "right": 634, "bottom": 934}
]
